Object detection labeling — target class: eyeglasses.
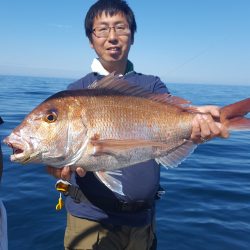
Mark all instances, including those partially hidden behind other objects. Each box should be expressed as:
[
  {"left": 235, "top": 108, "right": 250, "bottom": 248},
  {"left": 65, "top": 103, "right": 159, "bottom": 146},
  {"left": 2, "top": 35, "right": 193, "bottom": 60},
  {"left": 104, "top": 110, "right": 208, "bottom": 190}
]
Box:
[{"left": 92, "top": 24, "right": 130, "bottom": 38}]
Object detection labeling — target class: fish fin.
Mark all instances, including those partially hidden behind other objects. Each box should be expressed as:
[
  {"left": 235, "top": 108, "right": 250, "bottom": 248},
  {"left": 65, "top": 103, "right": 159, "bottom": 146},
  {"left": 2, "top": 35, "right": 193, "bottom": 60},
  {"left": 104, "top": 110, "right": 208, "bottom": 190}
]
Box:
[
  {"left": 148, "top": 94, "right": 190, "bottom": 106},
  {"left": 88, "top": 73, "right": 194, "bottom": 109},
  {"left": 226, "top": 117, "right": 250, "bottom": 130},
  {"left": 88, "top": 72, "right": 150, "bottom": 97},
  {"left": 220, "top": 98, "right": 250, "bottom": 130},
  {"left": 148, "top": 94, "right": 199, "bottom": 112},
  {"left": 91, "top": 139, "right": 165, "bottom": 156},
  {"left": 156, "top": 140, "right": 197, "bottom": 168},
  {"left": 105, "top": 169, "right": 123, "bottom": 176},
  {"left": 94, "top": 170, "right": 125, "bottom": 196}
]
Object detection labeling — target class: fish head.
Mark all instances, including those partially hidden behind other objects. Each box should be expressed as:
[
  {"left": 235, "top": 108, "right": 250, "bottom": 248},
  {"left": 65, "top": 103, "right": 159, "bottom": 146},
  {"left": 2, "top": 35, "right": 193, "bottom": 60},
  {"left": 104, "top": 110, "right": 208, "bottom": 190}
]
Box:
[{"left": 4, "top": 92, "right": 88, "bottom": 167}]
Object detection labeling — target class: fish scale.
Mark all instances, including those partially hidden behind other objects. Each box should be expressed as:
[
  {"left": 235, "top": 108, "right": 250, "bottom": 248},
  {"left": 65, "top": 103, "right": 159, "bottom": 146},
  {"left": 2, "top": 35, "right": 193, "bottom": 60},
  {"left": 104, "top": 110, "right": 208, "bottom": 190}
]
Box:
[{"left": 84, "top": 95, "right": 191, "bottom": 142}]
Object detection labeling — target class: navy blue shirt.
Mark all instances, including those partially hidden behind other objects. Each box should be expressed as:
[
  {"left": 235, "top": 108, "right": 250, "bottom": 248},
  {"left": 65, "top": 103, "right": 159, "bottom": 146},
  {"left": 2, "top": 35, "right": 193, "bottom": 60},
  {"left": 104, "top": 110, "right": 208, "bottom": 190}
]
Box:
[{"left": 65, "top": 71, "right": 169, "bottom": 226}]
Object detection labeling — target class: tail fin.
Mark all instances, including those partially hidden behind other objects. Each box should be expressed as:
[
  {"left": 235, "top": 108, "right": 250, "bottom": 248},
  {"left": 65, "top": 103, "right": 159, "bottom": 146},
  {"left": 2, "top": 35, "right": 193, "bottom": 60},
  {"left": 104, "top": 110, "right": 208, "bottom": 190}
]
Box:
[{"left": 220, "top": 98, "right": 250, "bottom": 131}]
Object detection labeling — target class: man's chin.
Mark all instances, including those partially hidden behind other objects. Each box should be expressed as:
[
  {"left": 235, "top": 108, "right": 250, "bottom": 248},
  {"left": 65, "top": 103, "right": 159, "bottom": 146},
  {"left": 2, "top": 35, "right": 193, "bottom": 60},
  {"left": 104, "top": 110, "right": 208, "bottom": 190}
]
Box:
[{"left": 108, "top": 55, "right": 122, "bottom": 61}]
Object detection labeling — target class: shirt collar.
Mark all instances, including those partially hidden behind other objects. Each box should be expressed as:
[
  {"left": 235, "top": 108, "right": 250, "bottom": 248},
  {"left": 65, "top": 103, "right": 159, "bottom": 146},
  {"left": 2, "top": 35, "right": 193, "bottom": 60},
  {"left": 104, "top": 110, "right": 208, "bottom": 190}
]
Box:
[{"left": 91, "top": 58, "right": 134, "bottom": 76}]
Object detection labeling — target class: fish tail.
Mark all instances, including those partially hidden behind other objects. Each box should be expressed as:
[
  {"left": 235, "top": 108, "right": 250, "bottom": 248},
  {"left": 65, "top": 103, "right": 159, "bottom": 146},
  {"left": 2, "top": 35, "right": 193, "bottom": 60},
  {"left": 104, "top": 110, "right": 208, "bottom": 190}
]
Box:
[{"left": 220, "top": 98, "right": 250, "bottom": 131}]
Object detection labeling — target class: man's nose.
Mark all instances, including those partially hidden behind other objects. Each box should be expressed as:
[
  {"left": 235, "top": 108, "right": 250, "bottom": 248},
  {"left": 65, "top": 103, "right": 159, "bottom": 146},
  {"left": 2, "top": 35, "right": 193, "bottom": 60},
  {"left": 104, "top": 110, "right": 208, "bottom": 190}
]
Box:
[{"left": 107, "top": 27, "right": 118, "bottom": 41}]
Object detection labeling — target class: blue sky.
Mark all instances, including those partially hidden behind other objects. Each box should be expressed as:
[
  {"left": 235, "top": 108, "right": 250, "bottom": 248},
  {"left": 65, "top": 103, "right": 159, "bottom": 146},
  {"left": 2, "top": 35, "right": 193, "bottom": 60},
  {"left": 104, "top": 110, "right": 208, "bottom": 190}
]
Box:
[{"left": 0, "top": 0, "right": 249, "bottom": 84}]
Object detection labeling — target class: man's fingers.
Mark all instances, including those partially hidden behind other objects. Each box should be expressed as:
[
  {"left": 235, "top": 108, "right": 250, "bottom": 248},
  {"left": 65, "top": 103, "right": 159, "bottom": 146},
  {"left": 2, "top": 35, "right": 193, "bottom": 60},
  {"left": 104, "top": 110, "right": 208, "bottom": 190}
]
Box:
[
  {"left": 61, "top": 166, "right": 71, "bottom": 180},
  {"left": 196, "top": 105, "right": 220, "bottom": 117},
  {"left": 76, "top": 167, "right": 86, "bottom": 177},
  {"left": 191, "top": 113, "right": 230, "bottom": 144},
  {"left": 191, "top": 115, "right": 203, "bottom": 143},
  {"left": 46, "top": 166, "right": 71, "bottom": 180},
  {"left": 191, "top": 105, "right": 230, "bottom": 144},
  {"left": 197, "top": 114, "right": 211, "bottom": 139},
  {"left": 201, "top": 114, "right": 229, "bottom": 139},
  {"left": 202, "top": 115, "right": 221, "bottom": 137},
  {"left": 46, "top": 166, "right": 63, "bottom": 179},
  {"left": 215, "top": 123, "right": 230, "bottom": 138}
]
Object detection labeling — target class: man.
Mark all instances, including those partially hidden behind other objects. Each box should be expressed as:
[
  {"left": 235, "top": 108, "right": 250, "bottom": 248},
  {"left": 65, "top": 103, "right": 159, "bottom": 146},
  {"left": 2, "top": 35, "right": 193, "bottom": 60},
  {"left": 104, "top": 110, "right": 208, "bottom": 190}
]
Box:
[
  {"left": 48, "top": 1, "right": 228, "bottom": 249},
  {"left": 0, "top": 116, "right": 8, "bottom": 250}
]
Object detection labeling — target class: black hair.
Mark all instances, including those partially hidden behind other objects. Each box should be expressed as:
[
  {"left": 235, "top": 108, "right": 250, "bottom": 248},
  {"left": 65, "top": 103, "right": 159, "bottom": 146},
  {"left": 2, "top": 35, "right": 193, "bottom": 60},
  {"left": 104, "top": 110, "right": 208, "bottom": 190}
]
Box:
[{"left": 85, "top": 0, "right": 137, "bottom": 42}]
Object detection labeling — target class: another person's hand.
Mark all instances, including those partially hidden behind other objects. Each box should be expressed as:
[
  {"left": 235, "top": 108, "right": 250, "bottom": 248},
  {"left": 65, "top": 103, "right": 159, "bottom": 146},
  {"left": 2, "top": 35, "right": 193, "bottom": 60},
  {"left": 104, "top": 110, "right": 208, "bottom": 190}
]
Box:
[
  {"left": 46, "top": 165, "right": 86, "bottom": 180},
  {"left": 191, "top": 105, "right": 229, "bottom": 144}
]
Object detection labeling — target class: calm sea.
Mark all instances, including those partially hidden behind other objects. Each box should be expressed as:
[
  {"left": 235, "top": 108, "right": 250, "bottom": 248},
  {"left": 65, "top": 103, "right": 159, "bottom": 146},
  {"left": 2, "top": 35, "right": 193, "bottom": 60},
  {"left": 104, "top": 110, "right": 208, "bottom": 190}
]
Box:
[{"left": 0, "top": 75, "right": 249, "bottom": 250}]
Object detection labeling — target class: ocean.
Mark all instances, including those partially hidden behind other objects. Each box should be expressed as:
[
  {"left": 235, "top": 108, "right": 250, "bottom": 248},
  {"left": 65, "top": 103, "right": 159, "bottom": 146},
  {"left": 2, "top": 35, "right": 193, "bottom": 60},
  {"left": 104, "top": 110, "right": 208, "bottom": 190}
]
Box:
[{"left": 0, "top": 75, "right": 249, "bottom": 250}]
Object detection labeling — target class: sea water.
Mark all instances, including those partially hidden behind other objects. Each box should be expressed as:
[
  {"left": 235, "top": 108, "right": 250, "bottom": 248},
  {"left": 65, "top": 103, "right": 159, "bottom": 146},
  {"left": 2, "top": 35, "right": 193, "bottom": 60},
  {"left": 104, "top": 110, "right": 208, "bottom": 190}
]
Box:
[{"left": 0, "top": 75, "right": 249, "bottom": 250}]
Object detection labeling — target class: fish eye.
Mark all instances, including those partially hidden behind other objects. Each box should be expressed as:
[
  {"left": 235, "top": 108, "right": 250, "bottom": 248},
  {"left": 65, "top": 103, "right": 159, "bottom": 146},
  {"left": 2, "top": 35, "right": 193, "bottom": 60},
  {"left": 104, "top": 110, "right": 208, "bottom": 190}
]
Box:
[{"left": 45, "top": 112, "right": 57, "bottom": 123}]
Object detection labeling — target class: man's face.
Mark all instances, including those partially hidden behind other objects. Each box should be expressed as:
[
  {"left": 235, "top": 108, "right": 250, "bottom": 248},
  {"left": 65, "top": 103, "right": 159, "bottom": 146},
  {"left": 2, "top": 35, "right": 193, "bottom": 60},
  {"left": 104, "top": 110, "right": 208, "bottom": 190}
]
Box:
[{"left": 90, "top": 12, "right": 133, "bottom": 65}]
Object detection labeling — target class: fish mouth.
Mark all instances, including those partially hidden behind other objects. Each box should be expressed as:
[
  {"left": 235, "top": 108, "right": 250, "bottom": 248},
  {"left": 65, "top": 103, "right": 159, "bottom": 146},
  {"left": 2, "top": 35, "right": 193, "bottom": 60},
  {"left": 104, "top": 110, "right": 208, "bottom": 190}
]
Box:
[{"left": 4, "top": 141, "right": 37, "bottom": 164}]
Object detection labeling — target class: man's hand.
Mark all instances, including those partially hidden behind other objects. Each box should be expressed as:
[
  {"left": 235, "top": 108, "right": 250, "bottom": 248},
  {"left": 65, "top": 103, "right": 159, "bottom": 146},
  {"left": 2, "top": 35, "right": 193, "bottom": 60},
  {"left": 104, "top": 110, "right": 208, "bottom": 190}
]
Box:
[
  {"left": 46, "top": 166, "right": 86, "bottom": 180},
  {"left": 191, "top": 105, "right": 229, "bottom": 144}
]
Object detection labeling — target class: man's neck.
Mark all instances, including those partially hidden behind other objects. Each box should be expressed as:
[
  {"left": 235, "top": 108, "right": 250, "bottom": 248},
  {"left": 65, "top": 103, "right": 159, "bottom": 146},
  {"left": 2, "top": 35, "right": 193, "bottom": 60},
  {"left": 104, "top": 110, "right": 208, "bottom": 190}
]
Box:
[
  {"left": 91, "top": 58, "right": 134, "bottom": 76},
  {"left": 100, "top": 59, "right": 127, "bottom": 75}
]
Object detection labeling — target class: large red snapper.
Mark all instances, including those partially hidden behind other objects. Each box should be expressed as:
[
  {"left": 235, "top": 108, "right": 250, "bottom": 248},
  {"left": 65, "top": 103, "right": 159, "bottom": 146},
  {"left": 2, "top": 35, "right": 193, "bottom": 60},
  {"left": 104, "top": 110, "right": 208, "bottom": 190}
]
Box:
[{"left": 3, "top": 74, "right": 250, "bottom": 194}]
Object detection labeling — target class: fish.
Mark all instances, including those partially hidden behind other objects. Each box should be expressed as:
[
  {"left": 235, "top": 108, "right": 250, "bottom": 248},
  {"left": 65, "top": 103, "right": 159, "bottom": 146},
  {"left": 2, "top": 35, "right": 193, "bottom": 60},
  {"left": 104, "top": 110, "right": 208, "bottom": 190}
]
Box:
[{"left": 3, "top": 74, "right": 250, "bottom": 195}]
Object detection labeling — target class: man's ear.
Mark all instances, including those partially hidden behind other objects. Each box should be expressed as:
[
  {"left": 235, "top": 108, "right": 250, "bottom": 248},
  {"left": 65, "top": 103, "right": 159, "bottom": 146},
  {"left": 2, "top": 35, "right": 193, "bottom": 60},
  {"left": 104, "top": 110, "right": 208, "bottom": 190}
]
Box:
[{"left": 89, "top": 39, "right": 94, "bottom": 49}]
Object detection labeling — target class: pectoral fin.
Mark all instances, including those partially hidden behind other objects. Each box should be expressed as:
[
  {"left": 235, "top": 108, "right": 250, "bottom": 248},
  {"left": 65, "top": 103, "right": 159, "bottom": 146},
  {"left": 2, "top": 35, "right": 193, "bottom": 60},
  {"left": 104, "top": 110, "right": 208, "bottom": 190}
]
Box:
[{"left": 94, "top": 170, "right": 124, "bottom": 196}]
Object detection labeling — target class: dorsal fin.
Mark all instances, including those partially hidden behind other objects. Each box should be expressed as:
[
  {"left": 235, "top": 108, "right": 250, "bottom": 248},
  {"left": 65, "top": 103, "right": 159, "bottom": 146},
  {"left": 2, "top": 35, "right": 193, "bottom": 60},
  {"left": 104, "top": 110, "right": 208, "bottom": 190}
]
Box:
[
  {"left": 88, "top": 72, "right": 151, "bottom": 97},
  {"left": 88, "top": 73, "right": 193, "bottom": 109}
]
